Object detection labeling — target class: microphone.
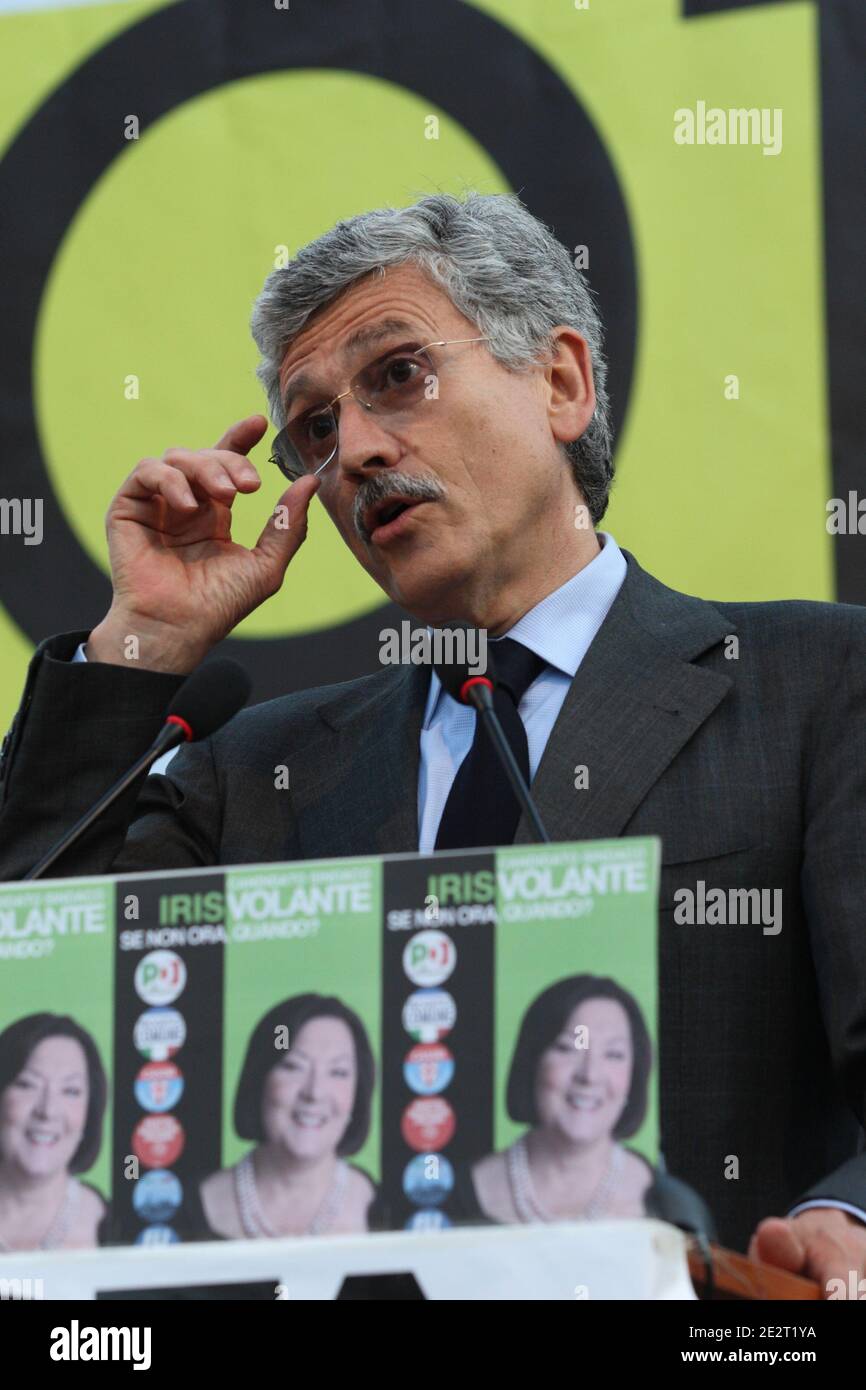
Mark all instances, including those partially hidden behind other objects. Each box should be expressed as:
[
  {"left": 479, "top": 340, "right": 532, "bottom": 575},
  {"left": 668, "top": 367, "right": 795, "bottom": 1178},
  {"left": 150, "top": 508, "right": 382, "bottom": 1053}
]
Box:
[
  {"left": 643, "top": 1166, "right": 718, "bottom": 1295},
  {"left": 644, "top": 1169, "right": 717, "bottom": 1243},
  {"left": 24, "top": 658, "right": 251, "bottom": 880},
  {"left": 433, "top": 634, "right": 550, "bottom": 844}
]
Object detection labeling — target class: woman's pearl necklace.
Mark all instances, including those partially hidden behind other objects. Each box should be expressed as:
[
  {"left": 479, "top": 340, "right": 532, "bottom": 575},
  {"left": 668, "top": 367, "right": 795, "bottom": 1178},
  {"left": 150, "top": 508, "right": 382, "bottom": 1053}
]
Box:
[
  {"left": 506, "top": 1136, "right": 624, "bottom": 1223},
  {"left": 0, "top": 1177, "right": 79, "bottom": 1252},
  {"left": 234, "top": 1151, "right": 349, "bottom": 1238}
]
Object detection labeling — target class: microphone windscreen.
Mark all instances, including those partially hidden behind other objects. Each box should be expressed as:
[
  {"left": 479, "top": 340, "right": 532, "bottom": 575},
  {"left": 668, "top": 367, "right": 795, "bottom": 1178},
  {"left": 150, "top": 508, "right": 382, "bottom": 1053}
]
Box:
[
  {"left": 643, "top": 1172, "right": 717, "bottom": 1242},
  {"left": 432, "top": 624, "right": 494, "bottom": 705},
  {"left": 165, "top": 658, "right": 252, "bottom": 740}
]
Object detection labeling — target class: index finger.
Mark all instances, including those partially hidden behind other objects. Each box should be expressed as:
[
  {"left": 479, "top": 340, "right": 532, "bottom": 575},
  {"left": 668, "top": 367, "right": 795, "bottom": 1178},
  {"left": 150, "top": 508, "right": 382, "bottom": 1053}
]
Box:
[{"left": 213, "top": 415, "right": 269, "bottom": 454}]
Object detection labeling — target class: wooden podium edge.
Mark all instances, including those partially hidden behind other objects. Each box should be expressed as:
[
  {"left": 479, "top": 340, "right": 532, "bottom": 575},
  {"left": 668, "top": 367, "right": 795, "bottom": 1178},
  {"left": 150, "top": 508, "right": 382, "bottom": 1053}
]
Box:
[{"left": 688, "top": 1242, "right": 820, "bottom": 1300}]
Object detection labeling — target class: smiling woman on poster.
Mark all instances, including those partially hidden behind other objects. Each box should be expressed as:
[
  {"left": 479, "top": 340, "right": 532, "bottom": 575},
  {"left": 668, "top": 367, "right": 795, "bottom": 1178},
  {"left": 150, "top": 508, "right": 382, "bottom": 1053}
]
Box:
[
  {"left": 0, "top": 1013, "right": 108, "bottom": 1251},
  {"left": 197, "top": 993, "right": 378, "bottom": 1238},
  {"left": 468, "top": 975, "right": 654, "bottom": 1224}
]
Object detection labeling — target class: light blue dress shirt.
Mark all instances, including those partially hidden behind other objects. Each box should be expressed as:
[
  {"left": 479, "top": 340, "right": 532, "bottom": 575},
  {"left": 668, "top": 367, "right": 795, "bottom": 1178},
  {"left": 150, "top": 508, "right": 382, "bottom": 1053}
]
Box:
[{"left": 417, "top": 531, "right": 627, "bottom": 852}]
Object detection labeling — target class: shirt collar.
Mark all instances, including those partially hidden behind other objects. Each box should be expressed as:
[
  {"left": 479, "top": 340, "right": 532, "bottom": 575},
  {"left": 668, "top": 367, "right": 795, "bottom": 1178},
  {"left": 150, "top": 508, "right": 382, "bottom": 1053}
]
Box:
[{"left": 422, "top": 532, "right": 627, "bottom": 727}]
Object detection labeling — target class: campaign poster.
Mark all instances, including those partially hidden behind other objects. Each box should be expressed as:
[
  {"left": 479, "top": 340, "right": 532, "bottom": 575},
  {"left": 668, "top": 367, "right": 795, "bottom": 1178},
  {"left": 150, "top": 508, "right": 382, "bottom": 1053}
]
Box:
[
  {"left": 492, "top": 839, "right": 660, "bottom": 1218},
  {"left": 380, "top": 837, "right": 660, "bottom": 1231},
  {"left": 0, "top": 879, "right": 114, "bottom": 1253},
  {"left": 0, "top": 837, "right": 659, "bottom": 1251},
  {"left": 212, "top": 860, "right": 383, "bottom": 1241}
]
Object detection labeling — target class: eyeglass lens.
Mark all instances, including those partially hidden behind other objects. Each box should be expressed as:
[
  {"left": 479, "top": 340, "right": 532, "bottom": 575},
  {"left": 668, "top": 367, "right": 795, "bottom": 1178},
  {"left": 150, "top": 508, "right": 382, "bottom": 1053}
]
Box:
[{"left": 272, "top": 344, "right": 435, "bottom": 479}]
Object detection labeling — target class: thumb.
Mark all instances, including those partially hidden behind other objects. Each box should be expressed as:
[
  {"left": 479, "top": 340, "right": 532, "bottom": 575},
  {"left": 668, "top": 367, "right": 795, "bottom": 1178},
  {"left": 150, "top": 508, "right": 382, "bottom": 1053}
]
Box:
[
  {"left": 750, "top": 1217, "right": 807, "bottom": 1273},
  {"left": 253, "top": 474, "right": 320, "bottom": 577},
  {"left": 214, "top": 414, "right": 269, "bottom": 455}
]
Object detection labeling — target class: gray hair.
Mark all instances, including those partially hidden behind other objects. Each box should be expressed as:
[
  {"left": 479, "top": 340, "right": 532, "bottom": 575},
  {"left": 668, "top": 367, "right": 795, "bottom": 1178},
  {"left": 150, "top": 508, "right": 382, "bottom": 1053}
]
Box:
[{"left": 250, "top": 191, "right": 614, "bottom": 523}]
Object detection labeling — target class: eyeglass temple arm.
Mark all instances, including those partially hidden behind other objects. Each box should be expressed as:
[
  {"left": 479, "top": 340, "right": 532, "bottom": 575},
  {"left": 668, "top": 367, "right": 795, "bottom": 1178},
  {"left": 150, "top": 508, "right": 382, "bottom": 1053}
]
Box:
[{"left": 420, "top": 336, "right": 491, "bottom": 350}]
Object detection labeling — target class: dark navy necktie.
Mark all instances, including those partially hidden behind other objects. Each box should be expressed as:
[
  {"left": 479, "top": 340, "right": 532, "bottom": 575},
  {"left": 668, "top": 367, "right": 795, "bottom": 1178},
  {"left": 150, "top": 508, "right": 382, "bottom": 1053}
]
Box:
[{"left": 434, "top": 638, "right": 547, "bottom": 851}]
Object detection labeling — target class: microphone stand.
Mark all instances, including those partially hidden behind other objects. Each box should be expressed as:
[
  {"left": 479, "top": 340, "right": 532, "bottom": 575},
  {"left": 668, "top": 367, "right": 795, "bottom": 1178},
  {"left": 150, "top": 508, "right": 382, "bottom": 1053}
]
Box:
[{"left": 464, "top": 678, "right": 551, "bottom": 844}]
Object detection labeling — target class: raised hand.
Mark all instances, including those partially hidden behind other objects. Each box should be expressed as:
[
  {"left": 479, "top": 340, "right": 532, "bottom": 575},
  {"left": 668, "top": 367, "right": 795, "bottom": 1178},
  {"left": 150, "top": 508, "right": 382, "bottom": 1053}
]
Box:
[{"left": 86, "top": 415, "right": 319, "bottom": 673}]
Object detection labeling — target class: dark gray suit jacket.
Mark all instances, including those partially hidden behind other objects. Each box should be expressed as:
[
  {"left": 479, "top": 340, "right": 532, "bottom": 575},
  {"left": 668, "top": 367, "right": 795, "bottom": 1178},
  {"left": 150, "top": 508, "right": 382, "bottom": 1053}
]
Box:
[{"left": 1, "top": 550, "right": 864, "bottom": 1251}]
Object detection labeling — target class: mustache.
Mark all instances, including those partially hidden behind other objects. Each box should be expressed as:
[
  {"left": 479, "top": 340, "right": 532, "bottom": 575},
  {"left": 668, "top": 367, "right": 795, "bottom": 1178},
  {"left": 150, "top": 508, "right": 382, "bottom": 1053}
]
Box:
[{"left": 353, "top": 470, "right": 447, "bottom": 543}]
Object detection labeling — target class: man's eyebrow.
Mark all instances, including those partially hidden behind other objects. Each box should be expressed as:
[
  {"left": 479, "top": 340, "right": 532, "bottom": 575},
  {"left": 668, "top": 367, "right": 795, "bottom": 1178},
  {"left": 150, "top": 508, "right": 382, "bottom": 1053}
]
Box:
[
  {"left": 281, "top": 317, "right": 421, "bottom": 416},
  {"left": 342, "top": 317, "right": 419, "bottom": 358}
]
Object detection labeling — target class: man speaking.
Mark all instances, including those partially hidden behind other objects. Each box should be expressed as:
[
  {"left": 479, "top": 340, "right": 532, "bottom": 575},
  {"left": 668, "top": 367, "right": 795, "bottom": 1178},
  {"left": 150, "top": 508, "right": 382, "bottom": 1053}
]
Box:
[{"left": 0, "top": 192, "right": 864, "bottom": 1283}]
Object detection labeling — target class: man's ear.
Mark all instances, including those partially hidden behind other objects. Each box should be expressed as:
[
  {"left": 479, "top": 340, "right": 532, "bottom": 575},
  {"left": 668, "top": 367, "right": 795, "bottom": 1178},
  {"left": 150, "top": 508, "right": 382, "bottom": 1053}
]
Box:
[{"left": 545, "top": 326, "right": 596, "bottom": 446}]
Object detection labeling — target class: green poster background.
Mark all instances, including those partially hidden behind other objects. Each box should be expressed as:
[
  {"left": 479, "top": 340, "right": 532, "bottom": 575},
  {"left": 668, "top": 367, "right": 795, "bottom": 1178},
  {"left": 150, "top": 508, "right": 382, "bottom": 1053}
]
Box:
[
  {"left": 0, "top": 878, "right": 115, "bottom": 1198},
  {"left": 221, "top": 859, "right": 382, "bottom": 1181},
  {"left": 494, "top": 838, "right": 660, "bottom": 1165}
]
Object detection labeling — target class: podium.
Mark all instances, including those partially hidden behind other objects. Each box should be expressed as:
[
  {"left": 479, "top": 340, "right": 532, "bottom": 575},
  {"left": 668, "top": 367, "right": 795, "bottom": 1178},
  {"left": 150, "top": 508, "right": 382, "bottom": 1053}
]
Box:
[
  {"left": 0, "top": 1223, "right": 821, "bottom": 1300},
  {"left": 0, "top": 1219, "right": 694, "bottom": 1300}
]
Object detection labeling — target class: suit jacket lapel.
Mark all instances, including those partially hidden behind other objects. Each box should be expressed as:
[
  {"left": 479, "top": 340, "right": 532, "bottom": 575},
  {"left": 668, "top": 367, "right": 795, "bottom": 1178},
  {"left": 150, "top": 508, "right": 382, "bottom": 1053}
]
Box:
[
  {"left": 293, "top": 661, "right": 428, "bottom": 861},
  {"left": 291, "top": 552, "right": 735, "bottom": 859},
  {"left": 515, "top": 551, "right": 736, "bottom": 845}
]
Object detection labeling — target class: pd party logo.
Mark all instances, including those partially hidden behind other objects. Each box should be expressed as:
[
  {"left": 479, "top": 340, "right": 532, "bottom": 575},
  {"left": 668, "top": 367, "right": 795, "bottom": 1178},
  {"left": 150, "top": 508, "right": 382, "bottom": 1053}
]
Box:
[
  {"left": 134, "top": 949, "right": 187, "bottom": 1006},
  {"left": 402, "top": 929, "right": 456, "bottom": 987},
  {"left": 135, "top": 1060, "right": 184, "bottom": 1113},
  {"left": 403, "top": 1043, "right": 454, "bottom": 1096},
  {"left": 133, "top": 1008, "right": 186, "bottom": 1062}
]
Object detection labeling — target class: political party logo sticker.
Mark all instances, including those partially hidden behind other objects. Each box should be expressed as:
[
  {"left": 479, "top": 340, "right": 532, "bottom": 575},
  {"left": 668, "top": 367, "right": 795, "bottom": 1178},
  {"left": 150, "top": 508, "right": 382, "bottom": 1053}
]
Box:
[
  {"left": 134, "top": 1060, "right": 184, "bottom": 1113},
  {"left": 401, "top": 1097, "right": 456, "bottom": 1152},
  {"left": 135, "top": 1225, "right": 180, "bottom": 1246},
  {"left": 134, "top": 949, "right": 187, "bottom": 1006},
  {"left": 133, "top": 1169, "right": 183, "bottom": 1224},
  {"left": 403, "top": 1042, "right": 454, "bottom": 1096},
  {"left": 133, "top": 1007, "right": 186, "bottom": 1061},
  {"left": 406, "top": 1209, "right": 452, "bottom": 1232},
  {"left": 402, "top": 929, "right": 456, "bottom": 987},
  {"left": 402, "top": 1153, "right": 454, "bottom": 1208},
  {"left": 132, "top": 1114, "right": 185, "bottom": 1170},
  {"left": 402, "top": 989, "right": 457, "bottom": 1044}
]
